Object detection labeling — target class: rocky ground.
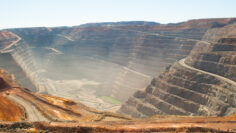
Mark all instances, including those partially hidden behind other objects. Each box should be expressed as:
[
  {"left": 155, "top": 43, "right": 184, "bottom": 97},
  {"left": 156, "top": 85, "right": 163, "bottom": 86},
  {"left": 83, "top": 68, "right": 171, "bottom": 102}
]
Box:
[
  {"left": 120, "top": 21, "right": 236, "bottom": 118},
  {"left": 0, "top": 19, "right": 236, "bottom": 132},
  {"left": 1, "top": 68, "right": 234, "bottom": 132}
]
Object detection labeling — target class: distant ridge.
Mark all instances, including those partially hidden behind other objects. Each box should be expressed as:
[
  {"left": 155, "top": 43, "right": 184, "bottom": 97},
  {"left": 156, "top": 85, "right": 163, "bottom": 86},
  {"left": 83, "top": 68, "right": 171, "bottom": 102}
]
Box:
[{"left": 78, "top": 21, "right": 160, "bottom": 27}]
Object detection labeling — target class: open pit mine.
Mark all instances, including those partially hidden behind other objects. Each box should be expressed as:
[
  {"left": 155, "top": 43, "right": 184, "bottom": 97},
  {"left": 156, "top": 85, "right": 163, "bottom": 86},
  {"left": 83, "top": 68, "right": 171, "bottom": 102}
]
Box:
[{"left": 0, "top": 18, "right": 236, "bottom": 132}]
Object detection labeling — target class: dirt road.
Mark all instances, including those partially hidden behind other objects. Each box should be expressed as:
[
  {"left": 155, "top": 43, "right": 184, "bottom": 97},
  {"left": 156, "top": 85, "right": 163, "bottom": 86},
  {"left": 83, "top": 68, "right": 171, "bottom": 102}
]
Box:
[
  {"left": 6, "top": 94, "right": 49, "bottom": 122},
  {"left": 1, "top": 32, "right": 21, "bottom": 51},
  {"left": 179, "top": 58, "right": 236, "bottom": 87}
]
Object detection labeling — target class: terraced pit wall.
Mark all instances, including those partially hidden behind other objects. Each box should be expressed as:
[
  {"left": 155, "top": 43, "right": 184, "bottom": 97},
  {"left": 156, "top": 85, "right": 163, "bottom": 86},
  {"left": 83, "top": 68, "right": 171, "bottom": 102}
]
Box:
[
  {"left": 8, "top": 19, "right": 233, "bottom": 110},
  {"left": 120, "top": 23, "right": 236, "bottom": 118}
]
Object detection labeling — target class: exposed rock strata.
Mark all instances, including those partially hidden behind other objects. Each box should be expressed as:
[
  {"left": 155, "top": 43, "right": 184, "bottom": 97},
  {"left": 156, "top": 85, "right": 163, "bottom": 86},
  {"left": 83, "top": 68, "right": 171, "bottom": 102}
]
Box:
[
  {"left": 0, "top": 23, "right": 236, "bottom": 132},
  {"left": 0, "top": 70, "right": 235, "bottom": 132},
  {"left": 120, "top": 22, "right": 236, "bottom": 117},
  {"left": 5, "top": 19, "right": 234, "bottom": 108}
]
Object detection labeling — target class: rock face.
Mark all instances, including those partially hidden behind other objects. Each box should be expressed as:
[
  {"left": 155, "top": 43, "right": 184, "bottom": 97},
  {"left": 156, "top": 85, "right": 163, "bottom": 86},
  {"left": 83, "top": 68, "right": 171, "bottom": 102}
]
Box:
[
  {"left": 120, "top": 22, "right": 236, "bottom": 117},
  {"left": 1, "top": 18, "right": 235, "bottom": 111},
  {"left": 0, "top": 31, "right": 17, "bottom": 50},
  {"left": 5, "top": 21, "right": 207, "bottom": 108},
  {"left": 0, "top": 31, "right": 36, "bottom": 91},
  {"left": 0, "top": 20, "right": 236, "bottom": 132},
  {"left": 0, "top": 67, "right": 235, "bottom": 132},
  {"left": 186, "top": 23, "right": 236, "bottom": 81}
]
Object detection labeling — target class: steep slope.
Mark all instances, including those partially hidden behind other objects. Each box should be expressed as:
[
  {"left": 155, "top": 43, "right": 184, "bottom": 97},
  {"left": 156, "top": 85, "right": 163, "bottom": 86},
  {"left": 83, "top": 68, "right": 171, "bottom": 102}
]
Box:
[
  {"left": 185, "top": 23, "right": 236, "bottom": 81},
  {"left": 0, "top": 67, "right": 131, "bottom": 123},
  {"left": 0, "top": 24, "right": 236, "bottom": 132},
  {"left": 0, "top": 67, "right": 235, "bottom": 132},
  {"left": 0, "top": 69, "right": 25, "bottom": 121},
  {"left": 120, "top": 22, "right": 236, "bottom": 117},
  {"left": 0, "top": 31, "right": 18, "bottom": 50},
  {"left": 0, "top": 31, "right": 37, "bottom": 91},
  {"left": 3, "top": 18, "right": 234, "bottom": 112}
]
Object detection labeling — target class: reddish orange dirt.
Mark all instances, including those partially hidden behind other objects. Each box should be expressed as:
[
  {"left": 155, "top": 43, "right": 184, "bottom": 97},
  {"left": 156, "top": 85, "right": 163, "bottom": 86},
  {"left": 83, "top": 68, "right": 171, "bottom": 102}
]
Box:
[
  {"left": 0, "top": 70, "right": 25, "bottom": 121},
  {"left": 0, "top": 68, "right": 130, "bottom": 123},
  {"left": 0, "top": 95, "right": 25, "bottom": 121},
  {"left": 32, "top": 116, "right": 236, "bottom": 132},
  {"left": 112, "top": 18, "right": 236, "bottom": 32},
  {"left": 0, "top": 31, "right": 16, "bottom": 39},
  {"left": 0, "top": 67, "right": 236, "bottom": 132}
]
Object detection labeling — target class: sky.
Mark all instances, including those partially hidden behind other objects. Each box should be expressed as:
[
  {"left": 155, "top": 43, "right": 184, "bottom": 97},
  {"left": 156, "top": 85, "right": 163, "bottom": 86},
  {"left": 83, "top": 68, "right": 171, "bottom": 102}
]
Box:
[{"left": 0, "top": 0, "right": 236, "bottom": 29}]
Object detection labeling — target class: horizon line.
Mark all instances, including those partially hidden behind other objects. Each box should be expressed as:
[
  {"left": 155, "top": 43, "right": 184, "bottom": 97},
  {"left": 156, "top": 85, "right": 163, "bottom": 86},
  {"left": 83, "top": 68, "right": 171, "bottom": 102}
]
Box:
[{"left": 1, "top": 17, "right": 236, "bottom": 30}]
